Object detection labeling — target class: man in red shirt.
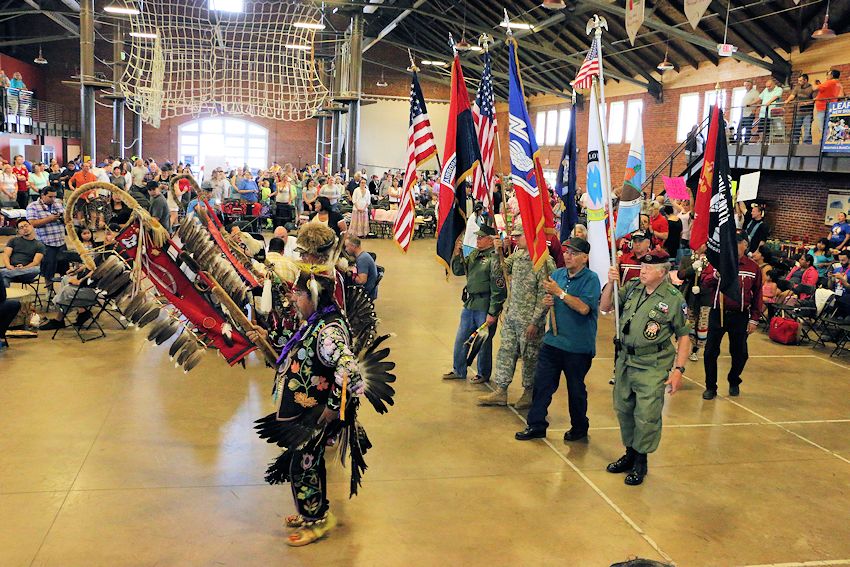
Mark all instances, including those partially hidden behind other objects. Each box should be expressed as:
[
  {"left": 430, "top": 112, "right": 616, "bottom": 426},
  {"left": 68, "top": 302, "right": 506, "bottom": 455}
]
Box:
[
  {"left": 648, "top": 202, "right": 669, "bottom": 245},
  {"left": 617, "top": 229, "right": 653, "bottom": 283},
  {"left": 700, "top": 233, "right": 763, "bottom": 399},
  {"left": 12, "top": 154, "right": 29, "bottom": 209},
  {"left": 813, "top": 69, "right": 844, "bottom": 145}
]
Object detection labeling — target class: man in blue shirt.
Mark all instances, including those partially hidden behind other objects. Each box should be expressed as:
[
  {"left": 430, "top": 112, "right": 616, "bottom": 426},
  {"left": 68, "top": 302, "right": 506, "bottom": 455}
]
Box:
[
  {"left": 515, "top": 237, "right": 601, "bottom": 441},
  {"left": 344, "top": 235, "right": 378, "bottom": 300},
  {"left": 235, "top": 170, "right": 259, "bottom": 203}
]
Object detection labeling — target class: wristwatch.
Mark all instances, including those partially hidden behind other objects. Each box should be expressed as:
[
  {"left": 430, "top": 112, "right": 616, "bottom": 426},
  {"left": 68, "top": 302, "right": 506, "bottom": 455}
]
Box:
[
  {"left": 559, "top": 291, "right": 567, "bottom": 301},
  {"left": 674, "top": 366, "right": 686, "bottom": 374}
]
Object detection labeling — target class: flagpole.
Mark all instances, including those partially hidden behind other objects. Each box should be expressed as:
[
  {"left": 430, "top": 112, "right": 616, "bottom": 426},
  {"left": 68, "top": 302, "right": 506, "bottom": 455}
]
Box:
[{"left": 588, "top": 15, "right": 620, "bottom": 339}]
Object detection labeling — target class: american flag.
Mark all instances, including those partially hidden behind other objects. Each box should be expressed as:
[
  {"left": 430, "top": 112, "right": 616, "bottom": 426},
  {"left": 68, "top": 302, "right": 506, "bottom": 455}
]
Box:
[
  {"left": 394, "top": 71, "right": 438, "bottom": 252},
  {"left": 572, "top": 37, "right": 600, "bottom": 90},
  {"left": 472, "top": 50, "right": 497, "bottom": 209}
]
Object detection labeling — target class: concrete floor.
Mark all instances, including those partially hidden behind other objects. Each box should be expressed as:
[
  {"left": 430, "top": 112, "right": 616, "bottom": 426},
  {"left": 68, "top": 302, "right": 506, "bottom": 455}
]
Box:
[{"left": 2, "top": 238, "right": 850, "bottom": 567}]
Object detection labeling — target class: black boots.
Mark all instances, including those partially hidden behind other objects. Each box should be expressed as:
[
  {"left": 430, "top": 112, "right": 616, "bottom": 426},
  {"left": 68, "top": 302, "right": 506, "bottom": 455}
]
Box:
[
  {"left": 606, "top": 447, "right": 636, "bottom": 473},
  {"left": 624, "top": 453, "right": 648, "bottom": 485},
  {"left": 606, "top": 447, "right": 648, "bottom": 485}
]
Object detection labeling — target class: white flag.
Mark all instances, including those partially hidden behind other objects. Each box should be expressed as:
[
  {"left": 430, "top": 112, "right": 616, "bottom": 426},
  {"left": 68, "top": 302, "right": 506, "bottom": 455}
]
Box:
[
  {"left": 684, "top": 0, "right": 712, "bottom": 30},
  {"left": 625, "top": 0, "right": 645, "bottom": 46},
  {"left": 585, "top": 82, "right": 612, "bottom": 288}
]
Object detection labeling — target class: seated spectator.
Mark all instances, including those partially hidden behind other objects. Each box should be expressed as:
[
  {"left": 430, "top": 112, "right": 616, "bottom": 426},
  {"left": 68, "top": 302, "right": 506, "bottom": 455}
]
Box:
[
  {"left": 309, "top": 196, "right": 347, "bottom": 236},
  {"left": 763, "top": 269, "right": 791, "bottom": 320},
  {"left": 785, "top": 253, "right": 818, "bottom": 299},
  {"left": 830, "top": 250, "right": 850, "bottom": 294},
  {"left": 272, "top": 225, "right": 299, "bottom": 258},
  {"left": 78, "top": 227, "right": 95, "bottom": 252},
  {"left": 0, "top": 282, "right": 21, "bottom": 346},
  {"left": 344, "top": 235, "right": 378, "bottom": 300},
  {"left": 808, "top": 238, "right": 833, "bottom": 277},
  {"left": 828, "top": 211, "right": 850, "bottom": 251},
  {"left": 0, "top": 219, "right": 45, "bottom": 287},
  {"left": 109, "top": 193, "right": 132, "bottom": 227},
  {"left": 39, "top": 262, "right": 99, "bottom": 330},
  {"left": 147, "top": 181, "right": 170, "bottom": 231},
  {"left": 750, "top": 244, "right": 775, "bottom": 279},
  {"left": 264, "top": 237, "right": 298, "bottom": 283}
]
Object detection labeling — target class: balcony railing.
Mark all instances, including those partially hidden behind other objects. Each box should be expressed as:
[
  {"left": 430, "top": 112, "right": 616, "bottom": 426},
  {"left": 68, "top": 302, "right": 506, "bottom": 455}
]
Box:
[{"left": 1, "top": 88, "right": 80, "bottom": 139}]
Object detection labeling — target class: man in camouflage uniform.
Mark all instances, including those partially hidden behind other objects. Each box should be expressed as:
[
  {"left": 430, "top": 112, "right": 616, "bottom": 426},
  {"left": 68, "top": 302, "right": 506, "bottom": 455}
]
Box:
[
  {"left": 443, "top": 224, "right": 507, "bottom": 383},
  {"left": 600, "top": 249, "right": 691, "bottom": 486},
  {"left": 478, "top": 223, "right": 554, "bottom": 409}
]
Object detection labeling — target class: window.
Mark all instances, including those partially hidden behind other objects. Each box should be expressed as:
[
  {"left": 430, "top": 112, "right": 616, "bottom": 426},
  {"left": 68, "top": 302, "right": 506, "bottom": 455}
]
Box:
[
  {"left": 535, "top": 112, "right": 546, "bottom": 146},
  {"left": 545, "top": 110, "right": 558, "bottom": 146},
  {"left": 607, "top": 101, "right": 625, "bottom": 144},
  {"left": 625, "top": 100, "right": 644, "bottom": 143},
  {"left": 730, "top": 86, "right": 747, "bottom": 128},
  {"left": 677, "top": 93, "right": 701, "bottom": 142},
  {"left": 178, "top": 117, "right": 269, "bottom": 171},
  {"left": 703, "top": 89, "right": 727, "bottom": 120},
  {"left": 558, "top": 108, "right": 571, "bottom": 145}
]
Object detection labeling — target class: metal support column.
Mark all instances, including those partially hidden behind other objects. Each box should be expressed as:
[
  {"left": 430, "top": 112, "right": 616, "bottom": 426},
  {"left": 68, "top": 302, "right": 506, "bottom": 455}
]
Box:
[
  {"left": 110, "top": 24, "right": 126, "bottom": 159},
  {"left": 79, "top": 0, "right": 96, "bottom": 159},
  {"left": 315, "top": 116, "right": 324, "bottom": 166},
  {"left": 132, "top": 111, "right": 143, "bottom": 158},
  {"left": 330, "top": 110, "right": 343, "bottom": 174},
  {"left": 345, "top": 14, "right": 363, "bottom": 174}
]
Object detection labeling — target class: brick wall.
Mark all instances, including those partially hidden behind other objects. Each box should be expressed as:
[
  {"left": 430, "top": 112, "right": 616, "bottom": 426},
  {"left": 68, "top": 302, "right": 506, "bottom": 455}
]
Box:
[{"left": 758, "top": 171, "right": 839, "bottom": 243}]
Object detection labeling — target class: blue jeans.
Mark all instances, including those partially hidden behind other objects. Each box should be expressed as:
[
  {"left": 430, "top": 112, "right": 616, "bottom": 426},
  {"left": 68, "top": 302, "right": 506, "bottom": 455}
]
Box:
[
  {"left": 452, "top": 308, "right": 496, "bottom": 379},
  {"left": 0, "top": 266, "right": 41, "bottom": 288},
  {"left": 526, "top": 344, "right": 593, "bottom": 432},
  {"left": 793, "top": 112, "right": 812, "bottom": 144}
]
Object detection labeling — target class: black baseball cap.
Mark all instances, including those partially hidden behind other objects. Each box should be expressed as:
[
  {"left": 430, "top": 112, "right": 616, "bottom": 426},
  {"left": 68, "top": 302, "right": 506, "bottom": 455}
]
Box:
[
  {"left": 564, "top": 237, "right": 591, "bottom": 254},
  {"left": 630, "top": 229, "right": 650, "bottom": 241}
]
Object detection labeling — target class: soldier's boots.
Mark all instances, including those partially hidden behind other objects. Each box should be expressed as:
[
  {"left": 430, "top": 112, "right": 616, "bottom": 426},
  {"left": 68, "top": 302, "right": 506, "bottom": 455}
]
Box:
[
  {"left": 477, "top": 388, "right": 507, "bottom": 406},
  {"left": 513, "top": 387, "right": 533, "bottom": 410},
  {"left": 606, "top": 446, "right": 637, "bottom": 473},
  {"left": 624, "top": 453, "right": 648, "bottom": 486}
]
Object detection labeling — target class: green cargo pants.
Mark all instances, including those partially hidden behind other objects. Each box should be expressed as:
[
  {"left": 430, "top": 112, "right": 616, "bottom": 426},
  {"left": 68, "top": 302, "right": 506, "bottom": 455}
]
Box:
[{"left": 613, "top": 352, "right": 672, "bottom": 454}]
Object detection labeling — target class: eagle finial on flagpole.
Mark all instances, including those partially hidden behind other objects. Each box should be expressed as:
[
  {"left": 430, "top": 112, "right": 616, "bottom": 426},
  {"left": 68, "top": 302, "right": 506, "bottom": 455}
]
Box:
[
  {"left": 586, "top": 14, "right": 608, "bottom": 36},
  {"left": 478, "top": 33, "right": 494, "bottom": 52}
]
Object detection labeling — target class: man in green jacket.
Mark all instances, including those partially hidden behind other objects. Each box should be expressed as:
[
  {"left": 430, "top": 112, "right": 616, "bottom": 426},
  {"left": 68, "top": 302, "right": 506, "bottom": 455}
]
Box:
[{"left": 443, "top": 224, "right": 507, "bottom": 383}]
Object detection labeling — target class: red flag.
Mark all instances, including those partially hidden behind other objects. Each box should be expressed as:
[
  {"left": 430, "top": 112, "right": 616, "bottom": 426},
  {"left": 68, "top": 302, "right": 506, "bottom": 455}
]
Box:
[
  {"left": 436, "top": 55, "right": 481, "bottom": 269},
  {"left": 691, "top": 110, "right": 718, "bottom": 252}
]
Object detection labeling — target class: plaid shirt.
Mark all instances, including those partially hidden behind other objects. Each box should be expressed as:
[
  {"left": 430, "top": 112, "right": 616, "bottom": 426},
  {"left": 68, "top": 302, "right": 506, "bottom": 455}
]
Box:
[{"left": 26, "top": 198, "right": 66, "bottom": 247}]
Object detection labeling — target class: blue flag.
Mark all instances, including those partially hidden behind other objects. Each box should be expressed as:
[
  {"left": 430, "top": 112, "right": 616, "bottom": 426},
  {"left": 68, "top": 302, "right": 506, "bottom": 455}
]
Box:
[{"left": 556, "top": 104, "right": 578, "bottom": 242}]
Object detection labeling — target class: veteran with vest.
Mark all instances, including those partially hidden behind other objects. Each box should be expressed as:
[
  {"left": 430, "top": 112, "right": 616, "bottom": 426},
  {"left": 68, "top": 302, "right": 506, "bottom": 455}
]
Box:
[
  {"left": 443, "top": 224, "right": 507, "bottom": 384},
  {"left": 600, "top": 249, "right": 691, "bottom": 486}
]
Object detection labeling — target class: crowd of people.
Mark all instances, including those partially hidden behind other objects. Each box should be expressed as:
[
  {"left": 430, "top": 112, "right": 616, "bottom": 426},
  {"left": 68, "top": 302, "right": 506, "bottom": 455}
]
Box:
[{"left": 0, "top": 156, "right": 388, "bottom": 342}]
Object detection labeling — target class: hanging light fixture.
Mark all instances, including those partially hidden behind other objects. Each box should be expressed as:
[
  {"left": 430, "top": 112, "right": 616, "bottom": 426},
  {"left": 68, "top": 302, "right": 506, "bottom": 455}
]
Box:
[
  {"left": 104, "top": 2, "right": 140, "bottom": 15},
  {"left": 812, "top": 0, "right": 836, "bottom": 39},
  {"left": 657, "top": 40, "right": 673, "bottom": 72},
  {"left": 33, "top": 46, "right": 47, "bottom": 65},
  {"left": 376, "top": 70, "right": 388, "bottom": 87},
  {"left": 542, "top": 0, "right": 566, "bottom": 9}
]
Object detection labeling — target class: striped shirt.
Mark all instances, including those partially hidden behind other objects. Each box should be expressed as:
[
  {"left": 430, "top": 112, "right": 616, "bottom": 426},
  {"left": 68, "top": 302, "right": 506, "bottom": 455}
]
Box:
[{"left": 26, "top": 198, "right": 66, "bottom": 247}]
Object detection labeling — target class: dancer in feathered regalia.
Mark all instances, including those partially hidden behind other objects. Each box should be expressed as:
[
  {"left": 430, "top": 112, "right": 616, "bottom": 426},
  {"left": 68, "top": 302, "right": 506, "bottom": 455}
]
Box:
[{"left": 253, "top": 222, "right": 395, "bottom": 546}]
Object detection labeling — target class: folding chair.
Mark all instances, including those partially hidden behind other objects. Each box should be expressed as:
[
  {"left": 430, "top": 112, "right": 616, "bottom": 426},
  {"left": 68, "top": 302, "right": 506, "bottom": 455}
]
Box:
[
  {"left": 85, "top": 281, "right": 131, "bottom": 331},
  {"left": 12, "top": 273, "right": 42, "bottom": 309},
  {"left": 51, "top": 284, "right": 105, "bottom": 343}
]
